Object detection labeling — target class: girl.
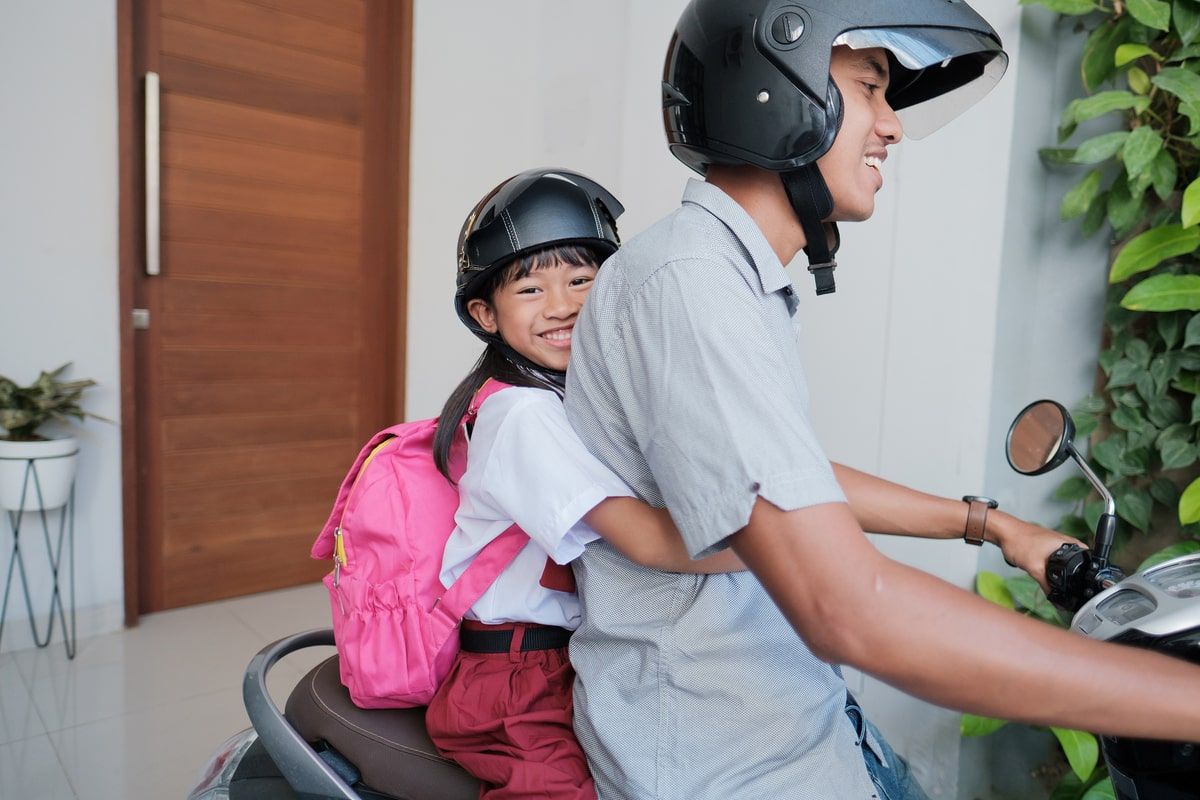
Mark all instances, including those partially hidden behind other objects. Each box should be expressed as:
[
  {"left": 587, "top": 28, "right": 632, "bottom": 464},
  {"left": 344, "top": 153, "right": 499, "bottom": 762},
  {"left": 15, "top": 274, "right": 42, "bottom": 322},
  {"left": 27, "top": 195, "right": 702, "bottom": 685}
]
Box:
[{"left": 425, "top": 168, "right": 743, "bottom": 800}]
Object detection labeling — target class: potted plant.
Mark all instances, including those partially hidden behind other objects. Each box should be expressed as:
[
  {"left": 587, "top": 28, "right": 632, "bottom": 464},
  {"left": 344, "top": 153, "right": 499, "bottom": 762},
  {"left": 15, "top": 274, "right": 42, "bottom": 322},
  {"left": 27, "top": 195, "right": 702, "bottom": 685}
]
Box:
[{"left": 0, "top": 364, "right": 104, "bottom": 511}]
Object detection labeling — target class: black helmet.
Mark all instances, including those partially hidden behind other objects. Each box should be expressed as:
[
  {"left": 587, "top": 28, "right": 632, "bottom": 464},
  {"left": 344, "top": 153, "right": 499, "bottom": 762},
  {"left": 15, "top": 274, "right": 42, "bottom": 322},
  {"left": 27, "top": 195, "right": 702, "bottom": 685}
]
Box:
[
  {"left": 662, "top": 0, "right": 1007, "bottom": 295},
  {"left": 455, "top": 168, "right": 623, "bottom": 347}
]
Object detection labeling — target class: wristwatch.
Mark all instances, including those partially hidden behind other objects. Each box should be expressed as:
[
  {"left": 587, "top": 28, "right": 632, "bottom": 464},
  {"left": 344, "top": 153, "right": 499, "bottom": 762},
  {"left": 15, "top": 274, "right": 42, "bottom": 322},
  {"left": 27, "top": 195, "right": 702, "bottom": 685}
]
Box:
[{"left": 961, "top": 495, "right": 999, "bottom": 546}]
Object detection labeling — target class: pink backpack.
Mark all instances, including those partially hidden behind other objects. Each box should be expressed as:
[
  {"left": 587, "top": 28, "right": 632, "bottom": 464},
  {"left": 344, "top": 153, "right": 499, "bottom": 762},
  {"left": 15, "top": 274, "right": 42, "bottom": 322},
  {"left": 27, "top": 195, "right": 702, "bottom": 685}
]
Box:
[{"left": 310, "top": 380, "right": 526, "bottom": 709}]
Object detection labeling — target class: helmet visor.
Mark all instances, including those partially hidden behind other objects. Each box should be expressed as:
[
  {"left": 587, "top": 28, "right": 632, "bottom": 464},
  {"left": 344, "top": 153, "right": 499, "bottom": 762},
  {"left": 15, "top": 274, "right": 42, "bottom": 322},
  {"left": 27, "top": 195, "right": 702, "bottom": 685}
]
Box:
[{"left": 833, "top": 27, "right": 1008, "bottom": 140}]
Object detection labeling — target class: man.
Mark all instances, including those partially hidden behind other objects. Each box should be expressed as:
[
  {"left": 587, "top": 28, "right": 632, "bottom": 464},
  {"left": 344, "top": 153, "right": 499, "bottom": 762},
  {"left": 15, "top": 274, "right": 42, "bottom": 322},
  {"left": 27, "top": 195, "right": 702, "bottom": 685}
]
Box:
[{"left": 565, "top": 2, "right": 1200, "bottom": 798}]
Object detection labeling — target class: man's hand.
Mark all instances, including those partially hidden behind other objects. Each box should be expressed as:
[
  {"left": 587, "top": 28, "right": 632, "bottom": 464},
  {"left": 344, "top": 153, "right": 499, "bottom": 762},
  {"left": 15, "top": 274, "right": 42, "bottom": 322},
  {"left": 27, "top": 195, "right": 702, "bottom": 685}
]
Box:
[{"left": 991, "top": 514, "right": 1085, "bottom": 595}]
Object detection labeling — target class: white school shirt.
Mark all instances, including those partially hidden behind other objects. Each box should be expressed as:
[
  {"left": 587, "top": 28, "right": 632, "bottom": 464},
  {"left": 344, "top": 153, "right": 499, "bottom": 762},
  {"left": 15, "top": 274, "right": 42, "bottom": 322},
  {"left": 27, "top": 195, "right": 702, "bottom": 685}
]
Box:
[{"left": 439, "top": 386, "right": 634, "bottom": 628}]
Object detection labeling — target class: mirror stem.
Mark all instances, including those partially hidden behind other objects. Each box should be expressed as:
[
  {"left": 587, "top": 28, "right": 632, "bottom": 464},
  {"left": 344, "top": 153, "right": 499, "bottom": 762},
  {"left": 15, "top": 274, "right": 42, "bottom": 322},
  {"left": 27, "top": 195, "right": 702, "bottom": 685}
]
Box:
[{"left": 1066, "top": 442, "right": 1116, "bottom": 567}]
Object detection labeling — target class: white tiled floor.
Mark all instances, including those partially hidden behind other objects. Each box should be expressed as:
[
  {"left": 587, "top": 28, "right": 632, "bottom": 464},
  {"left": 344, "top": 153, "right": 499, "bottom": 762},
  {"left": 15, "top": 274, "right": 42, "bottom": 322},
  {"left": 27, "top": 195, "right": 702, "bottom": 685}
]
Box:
[{"left": 0, "top": 582, "right": 333, "bottom": 800}]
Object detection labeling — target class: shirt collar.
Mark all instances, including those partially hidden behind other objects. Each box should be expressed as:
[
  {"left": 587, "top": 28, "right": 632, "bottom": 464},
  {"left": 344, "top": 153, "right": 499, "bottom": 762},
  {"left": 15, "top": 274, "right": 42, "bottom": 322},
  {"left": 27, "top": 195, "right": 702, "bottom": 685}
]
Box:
[{"left": 681, "top": 178, "right": 795, "bottom": 298}]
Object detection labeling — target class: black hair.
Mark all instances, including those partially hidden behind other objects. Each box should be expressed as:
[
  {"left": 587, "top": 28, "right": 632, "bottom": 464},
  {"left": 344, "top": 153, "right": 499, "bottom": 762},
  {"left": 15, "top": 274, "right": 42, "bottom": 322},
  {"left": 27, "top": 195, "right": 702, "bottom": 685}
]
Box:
[{"left": 433, "top": 242, "right": 601, "bottom": 480}]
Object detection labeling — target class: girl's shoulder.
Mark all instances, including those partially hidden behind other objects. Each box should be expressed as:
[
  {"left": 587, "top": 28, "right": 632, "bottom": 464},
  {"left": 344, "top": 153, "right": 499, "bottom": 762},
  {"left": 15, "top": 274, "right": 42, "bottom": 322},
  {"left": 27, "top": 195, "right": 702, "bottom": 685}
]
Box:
[{"left": 474, "top": 385, "right": 566, "bottom": 436}]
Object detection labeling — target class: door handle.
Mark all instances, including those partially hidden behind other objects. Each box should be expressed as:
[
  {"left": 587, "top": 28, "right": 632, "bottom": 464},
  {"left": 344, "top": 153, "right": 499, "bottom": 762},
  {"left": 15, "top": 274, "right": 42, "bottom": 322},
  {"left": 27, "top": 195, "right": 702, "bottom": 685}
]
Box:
[{"left": 145, "top": 71, "right": 160, "bottom": 277}]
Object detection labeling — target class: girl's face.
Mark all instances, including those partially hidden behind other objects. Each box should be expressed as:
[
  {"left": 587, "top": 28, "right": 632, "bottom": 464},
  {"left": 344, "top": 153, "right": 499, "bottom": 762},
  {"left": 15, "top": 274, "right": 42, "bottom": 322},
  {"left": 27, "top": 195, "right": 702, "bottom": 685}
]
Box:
[
  {"left": 818, "top": 46, "right": 904, "bottom": 222},
  {"left": 467, "top": 258, "right": 598, "bottom": 372}
]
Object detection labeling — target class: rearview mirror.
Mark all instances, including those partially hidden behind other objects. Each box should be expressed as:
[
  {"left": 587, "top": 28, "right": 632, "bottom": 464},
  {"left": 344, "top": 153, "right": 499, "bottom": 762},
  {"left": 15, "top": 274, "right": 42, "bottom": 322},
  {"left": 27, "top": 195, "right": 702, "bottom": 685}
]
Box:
[{"left": 1005, "top": 399, "right": 1075, "bottom": 476}]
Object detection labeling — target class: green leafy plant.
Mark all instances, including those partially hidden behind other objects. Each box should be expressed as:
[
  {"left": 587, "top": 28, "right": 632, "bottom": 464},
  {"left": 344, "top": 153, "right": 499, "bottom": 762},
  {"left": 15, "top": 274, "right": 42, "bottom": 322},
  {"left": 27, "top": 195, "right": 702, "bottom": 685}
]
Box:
[
  {"left": 961, "top": 1, "right": 1200, "bottom": 796},
  {"left": 0, "top": 364, "right": 103, "bottom": 441}
]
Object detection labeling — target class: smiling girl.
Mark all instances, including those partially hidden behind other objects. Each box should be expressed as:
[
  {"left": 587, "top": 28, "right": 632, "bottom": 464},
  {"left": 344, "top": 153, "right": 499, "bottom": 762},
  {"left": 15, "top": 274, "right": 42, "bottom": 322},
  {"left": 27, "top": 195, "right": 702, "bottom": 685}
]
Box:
[{"left": 425, "top": 169, "right": 742, "bottom": 800}]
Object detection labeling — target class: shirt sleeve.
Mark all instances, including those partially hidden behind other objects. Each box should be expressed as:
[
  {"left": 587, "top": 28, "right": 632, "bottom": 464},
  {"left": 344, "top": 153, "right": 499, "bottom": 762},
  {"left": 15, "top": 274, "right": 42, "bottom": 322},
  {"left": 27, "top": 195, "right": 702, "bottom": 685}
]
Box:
[
  {"left": 614, "top": 258, "right": 845, "bottom": 557},
  {"left": 477, "top": 391, "right": 636, "bottom": 564}
]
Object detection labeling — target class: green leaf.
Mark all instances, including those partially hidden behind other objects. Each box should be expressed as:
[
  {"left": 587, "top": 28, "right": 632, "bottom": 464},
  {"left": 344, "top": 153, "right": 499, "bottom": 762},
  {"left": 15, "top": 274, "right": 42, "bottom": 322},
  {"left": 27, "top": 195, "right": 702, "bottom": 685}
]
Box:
[
  {"left": 1075, "top": 411, "right": 1100, "bottom": 438},
  {"left": 1082, "top": 778, "right": 1116, "bottom": 800},
  {"left": 1074, "top": 131, "right": 1131, "bottom": 164},
  {"left": 1093, "top": 438, "right": 1127, "bottom": 474},
  {"left": 1052, "top": 727, "right": 1100, "bottom": 783},
  {"left": 1174, "top": 372, "right": 1200, "bottom": 393},
  {"left": 1084, "top": 18, "right": 1132, "bottom": 92},
  {"left": 1061, "top": 90, "right": 1151, "bottom": 140},
  {"left": 1118, "top": 488, "right": 1153, "bottom": 530},
  {"left": 1150, "top": 350, "right": 1182, "bottom": 388},
  {"left": 1075, "top": 394, "right": 1108, "bottom": 414},
  {"left": 1006, "top": 575, "right": 1065, "bottom": 623},
  {"left": 1157, "top": 313, "right": 1184, "bottom": 348},
  {"left": 1116, "top": 43, "right": 1162, "bottom": 65},
  {"left": 1111, "top": 405, "right": 1145, "bottom": 431},
  {"left": 1123, "top": 126, "right": 1164, "bottom": 179},
  {"left": 1055, "top": 475, "right": 1094, "bottom": 501},
  {"left": 1177, "top": 0, "right": 1200, "bottom": 46},
  {"left": 1104, "top": 359, "right": 1142, "bottom": 391},
  {"left": 1130, "top": 65, "right": 1153, "bottom": 94},
  {"left": 1152, "top": 68, "right": 1200, "bottom": 132},
  {"left": 1151, "top": 150, "right": 1178, "bottom": 200},
  {"left": 1020, "top": 0, "right": 1097, "bottom": 11},
  {"left": 1138, "top": 540, "right": 1200, "bottom": 570},
  {"left": 1110, "top": 225, "right": 1200, "bottom": 283},
  {"left": 1042, "top": 147, "right": 1080, "bottom": 165},
  {"left": 1128, "top": 0, "right": 1173, "bottom": 29},
  {"left": 1107, "top": 178, "right": 1147, "bottom": 236},
  {"left": 1062, "top": 170, "right": 1104, "bottom": 220},
  {"left": 1059, "top": 514, "right": 1093, "bottom": 539},
  {"left": 1151, "top": 476, "right": 1183, "bottom": 507},
  {"left": 976, "top": 571, "right": 1015, "bottom": 609},
  {"left": 960, "top": 712, "right": 1008, "bottom": 736},
  {"left": 1184, "top": 177, "right": 1200, "bottom": 228},
  {"left": 1186, "top": 313, "right": 1200, "bottom": 347},
  {"left": 1179, "top": 476, "right": 1200, "bottom": 523},
  {"left": 1107, "top": 358, "right": 1142, "bottom": 388},
  {"left": 1147, "top": 394, "right": 1184, "bottom": 426},
  {"left": 1161, "top": 439, "right": 1197, "bottom": 468},
  {"left": 1168, "top": 43, "right": 1200, "bottom": 61},
  {"left": 1193, "top": 392, "right": 1200, "bottom": 421},
  {"left": 1122, "top": 274, "right": 1200, "bottom": 311},
  {"left": 1051, "top": 772, "right": 1087, "bottom": 800},
  {"left": 1127, "top": 337, "right": 1153, "bottom": 367}
]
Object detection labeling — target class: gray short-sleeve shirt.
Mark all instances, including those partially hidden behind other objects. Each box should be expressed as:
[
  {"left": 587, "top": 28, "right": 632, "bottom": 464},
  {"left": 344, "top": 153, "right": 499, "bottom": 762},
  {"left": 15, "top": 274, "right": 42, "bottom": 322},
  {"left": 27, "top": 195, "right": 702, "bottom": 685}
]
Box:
[{"left": 565, "top": 180, "right": 879, "bottom": 799}]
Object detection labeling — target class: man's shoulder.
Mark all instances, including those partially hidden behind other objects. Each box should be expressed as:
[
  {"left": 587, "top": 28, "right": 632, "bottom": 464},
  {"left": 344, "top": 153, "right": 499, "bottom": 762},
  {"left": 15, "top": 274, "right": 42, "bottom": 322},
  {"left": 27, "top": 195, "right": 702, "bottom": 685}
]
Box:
[{"left": 601, "top": 206, "right": 753, "bottom": 298}]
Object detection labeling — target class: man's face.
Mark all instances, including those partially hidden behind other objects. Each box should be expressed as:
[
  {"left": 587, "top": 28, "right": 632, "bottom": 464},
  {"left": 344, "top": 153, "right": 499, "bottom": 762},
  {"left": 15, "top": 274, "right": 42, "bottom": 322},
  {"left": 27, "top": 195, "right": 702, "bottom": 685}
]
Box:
[{"left": 817, "top": 46, "right": 904, "bottom": 222}]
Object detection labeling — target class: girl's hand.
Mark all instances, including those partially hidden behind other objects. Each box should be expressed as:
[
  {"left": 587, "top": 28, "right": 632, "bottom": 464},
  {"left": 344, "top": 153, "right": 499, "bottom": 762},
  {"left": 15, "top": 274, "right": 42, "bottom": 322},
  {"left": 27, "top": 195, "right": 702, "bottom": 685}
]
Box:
[{"left": 992, "top": 514, "right": 1086, "bottom": 595}]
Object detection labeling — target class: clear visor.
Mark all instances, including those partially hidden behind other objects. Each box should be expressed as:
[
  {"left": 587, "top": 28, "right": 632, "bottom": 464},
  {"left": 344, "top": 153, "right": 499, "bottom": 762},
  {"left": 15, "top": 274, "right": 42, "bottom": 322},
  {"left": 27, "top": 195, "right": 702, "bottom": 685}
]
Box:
[{"left": 833, "top": 27, "right": 1008, "bottom": 139}]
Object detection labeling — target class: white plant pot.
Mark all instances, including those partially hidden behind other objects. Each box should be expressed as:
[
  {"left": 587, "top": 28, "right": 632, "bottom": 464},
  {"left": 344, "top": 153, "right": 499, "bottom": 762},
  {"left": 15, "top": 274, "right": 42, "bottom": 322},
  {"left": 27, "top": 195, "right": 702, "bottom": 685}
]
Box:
[{"left": 0, "top": 437, "right": 79, "bottom": 511}]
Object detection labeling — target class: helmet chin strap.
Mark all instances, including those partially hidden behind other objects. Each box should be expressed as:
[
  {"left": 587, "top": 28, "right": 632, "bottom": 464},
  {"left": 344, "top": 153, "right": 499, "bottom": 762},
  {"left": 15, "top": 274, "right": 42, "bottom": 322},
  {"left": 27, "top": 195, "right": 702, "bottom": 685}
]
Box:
[{"left": 780, "top": 165, "right": 841, "bottom": 296}]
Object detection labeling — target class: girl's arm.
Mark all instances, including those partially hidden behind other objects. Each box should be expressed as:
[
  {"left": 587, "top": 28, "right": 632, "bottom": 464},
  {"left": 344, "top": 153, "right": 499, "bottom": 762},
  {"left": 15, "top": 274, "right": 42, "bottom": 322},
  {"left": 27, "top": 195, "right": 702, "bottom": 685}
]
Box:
[{"left": 584, "top": 497, "right": 744, "bottom": 574}]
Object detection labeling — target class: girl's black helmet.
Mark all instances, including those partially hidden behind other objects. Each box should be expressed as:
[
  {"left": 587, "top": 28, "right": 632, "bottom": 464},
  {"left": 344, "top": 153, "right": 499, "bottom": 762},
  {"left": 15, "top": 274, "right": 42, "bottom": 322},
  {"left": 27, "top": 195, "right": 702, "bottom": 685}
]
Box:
[
  {"left": 663, "top": 0, "right": 1009, "bottom": 173},
  {"left": 455, "top": 168, "right": 624, "bottom": 340}
]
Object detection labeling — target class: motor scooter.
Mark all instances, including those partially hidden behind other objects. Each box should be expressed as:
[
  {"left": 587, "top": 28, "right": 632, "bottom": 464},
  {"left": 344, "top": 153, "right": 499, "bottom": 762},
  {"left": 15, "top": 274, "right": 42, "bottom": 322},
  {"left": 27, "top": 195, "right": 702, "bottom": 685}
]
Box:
[{"left": 187, "top": 399, "right": 1200, "bottom": 800}]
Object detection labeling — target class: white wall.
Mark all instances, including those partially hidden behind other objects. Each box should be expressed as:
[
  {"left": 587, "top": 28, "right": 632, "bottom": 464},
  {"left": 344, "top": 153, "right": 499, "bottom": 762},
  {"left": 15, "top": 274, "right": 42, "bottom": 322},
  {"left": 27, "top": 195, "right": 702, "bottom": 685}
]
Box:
[{"left": 0, "top": 1, "right": 124, "bottom": 651}]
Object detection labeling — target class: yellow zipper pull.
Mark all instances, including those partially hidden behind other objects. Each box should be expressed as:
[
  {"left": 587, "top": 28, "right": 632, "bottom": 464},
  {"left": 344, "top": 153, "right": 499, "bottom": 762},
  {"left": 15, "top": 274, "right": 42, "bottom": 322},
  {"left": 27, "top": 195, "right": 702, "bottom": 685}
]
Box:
[{"left": 333, "top": 527, "right": 346, "bottom": 615}]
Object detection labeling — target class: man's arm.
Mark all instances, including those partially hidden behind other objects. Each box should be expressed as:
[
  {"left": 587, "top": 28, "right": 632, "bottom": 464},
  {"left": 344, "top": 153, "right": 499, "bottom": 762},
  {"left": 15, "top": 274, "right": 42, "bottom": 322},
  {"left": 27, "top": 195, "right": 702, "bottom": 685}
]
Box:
[
  {"left": 832, "top": 462, "right": 1081, "bottom": 591},
  {"left": 731, "top": 497, "right": 1200, "bottom": 742},
  {"left": 585, "top": 497, "right": 744, "bottom": 574}
]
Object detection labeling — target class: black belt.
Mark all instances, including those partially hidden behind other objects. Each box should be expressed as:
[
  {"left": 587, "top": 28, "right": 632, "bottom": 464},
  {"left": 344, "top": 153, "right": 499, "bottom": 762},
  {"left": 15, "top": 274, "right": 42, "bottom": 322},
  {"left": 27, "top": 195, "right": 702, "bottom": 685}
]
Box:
[{"left": 459, "top": 625, "right": 572, "bottom": 653}]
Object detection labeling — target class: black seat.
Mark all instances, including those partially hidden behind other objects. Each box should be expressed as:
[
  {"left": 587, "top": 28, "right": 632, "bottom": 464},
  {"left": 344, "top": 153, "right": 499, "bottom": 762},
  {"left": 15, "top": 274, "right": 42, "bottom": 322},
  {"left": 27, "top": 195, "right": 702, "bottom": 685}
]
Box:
[{"left": 286, "top": 655, "right": 480, "bottom": 800}]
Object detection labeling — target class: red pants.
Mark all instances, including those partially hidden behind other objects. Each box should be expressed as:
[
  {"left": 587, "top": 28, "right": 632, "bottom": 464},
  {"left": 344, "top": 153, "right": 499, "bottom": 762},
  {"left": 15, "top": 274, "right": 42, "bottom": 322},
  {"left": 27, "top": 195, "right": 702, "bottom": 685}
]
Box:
[{"left": 425, "top": 622, "right": 596, "bottom": 800}]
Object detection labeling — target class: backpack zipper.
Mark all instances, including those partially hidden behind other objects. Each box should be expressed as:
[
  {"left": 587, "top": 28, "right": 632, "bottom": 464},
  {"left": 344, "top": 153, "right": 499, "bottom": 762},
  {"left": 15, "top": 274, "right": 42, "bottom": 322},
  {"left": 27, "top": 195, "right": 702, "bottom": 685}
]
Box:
[{"left": 330, "top": 438, "right": 394, "bottom": 615}]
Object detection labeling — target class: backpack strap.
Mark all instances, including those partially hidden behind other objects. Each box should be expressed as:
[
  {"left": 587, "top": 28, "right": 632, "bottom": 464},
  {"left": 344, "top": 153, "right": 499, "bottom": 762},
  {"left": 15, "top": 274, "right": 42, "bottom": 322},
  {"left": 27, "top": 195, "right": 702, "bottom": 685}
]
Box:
[
  {"left": 432, "top": 523, "right": 528, "bottom": 624},
  {"left": 466, "top": 378, "right": 513, "bottom": 419}
]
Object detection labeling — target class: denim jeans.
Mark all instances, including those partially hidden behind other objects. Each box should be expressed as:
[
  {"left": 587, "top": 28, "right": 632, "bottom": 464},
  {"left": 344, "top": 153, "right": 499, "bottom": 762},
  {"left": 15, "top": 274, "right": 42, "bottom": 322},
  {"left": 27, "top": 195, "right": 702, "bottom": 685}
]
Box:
[{"left": 846, "top": 696, "right": 931, "bottom": 800}]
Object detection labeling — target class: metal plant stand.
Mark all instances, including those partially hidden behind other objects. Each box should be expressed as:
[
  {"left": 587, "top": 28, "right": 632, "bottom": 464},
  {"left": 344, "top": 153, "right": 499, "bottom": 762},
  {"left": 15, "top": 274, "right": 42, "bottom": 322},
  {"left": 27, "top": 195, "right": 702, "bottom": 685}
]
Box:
[{"left": 0, "top": 453, "right": 77, "bottom": 659}]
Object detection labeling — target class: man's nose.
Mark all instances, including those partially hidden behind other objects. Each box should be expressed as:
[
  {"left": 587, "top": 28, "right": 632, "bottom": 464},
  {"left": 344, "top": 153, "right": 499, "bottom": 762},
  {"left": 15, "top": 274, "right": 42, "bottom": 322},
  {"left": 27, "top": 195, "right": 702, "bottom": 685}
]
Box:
[{"left": 878, "top": 101, "right": 904, "bottom": 143}]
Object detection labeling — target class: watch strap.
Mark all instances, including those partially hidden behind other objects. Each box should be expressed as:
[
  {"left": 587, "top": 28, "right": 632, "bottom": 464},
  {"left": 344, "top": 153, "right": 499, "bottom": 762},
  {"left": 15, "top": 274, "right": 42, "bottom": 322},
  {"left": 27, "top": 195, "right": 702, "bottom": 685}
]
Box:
[{"left": 963, "top": 497, "right": 991, "bottom": 546}]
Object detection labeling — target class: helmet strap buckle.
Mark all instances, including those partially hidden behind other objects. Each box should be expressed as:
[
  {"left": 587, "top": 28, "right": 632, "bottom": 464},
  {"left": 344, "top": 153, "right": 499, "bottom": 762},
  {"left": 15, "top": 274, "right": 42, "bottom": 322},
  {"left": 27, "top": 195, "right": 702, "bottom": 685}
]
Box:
[{"left": 780, "top": 166, "right": 841, "bottom": 297}]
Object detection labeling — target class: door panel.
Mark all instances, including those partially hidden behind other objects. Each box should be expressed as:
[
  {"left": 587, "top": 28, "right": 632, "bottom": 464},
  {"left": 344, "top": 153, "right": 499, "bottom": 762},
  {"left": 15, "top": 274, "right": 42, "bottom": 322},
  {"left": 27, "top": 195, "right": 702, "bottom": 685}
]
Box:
[{"left": 128, "top": 0, "right": 406, "bottom": 612}]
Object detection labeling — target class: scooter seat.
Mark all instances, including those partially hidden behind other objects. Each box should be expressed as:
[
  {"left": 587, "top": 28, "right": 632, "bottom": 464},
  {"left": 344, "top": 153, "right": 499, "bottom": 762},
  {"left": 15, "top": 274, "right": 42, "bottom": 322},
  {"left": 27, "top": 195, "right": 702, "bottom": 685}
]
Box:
[{"left": 285, "top": 655, "right": 480, "bottom": 800}]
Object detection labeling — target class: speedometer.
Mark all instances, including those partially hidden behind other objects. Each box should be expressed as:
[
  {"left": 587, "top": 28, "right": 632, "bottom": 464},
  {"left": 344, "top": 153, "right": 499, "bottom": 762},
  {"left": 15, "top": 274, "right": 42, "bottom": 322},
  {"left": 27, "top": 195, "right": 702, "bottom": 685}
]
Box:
[{"left": 1145, "top": 559, "right": 1200, "bottom": 599}]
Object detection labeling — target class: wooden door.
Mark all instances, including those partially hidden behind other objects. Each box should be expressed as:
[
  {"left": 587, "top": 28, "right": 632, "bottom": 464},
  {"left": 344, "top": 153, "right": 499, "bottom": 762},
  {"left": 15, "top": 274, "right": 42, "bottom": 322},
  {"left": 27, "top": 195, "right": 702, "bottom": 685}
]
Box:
[{"left": 119, "top": 0, "right": 410, "bottom": 614}]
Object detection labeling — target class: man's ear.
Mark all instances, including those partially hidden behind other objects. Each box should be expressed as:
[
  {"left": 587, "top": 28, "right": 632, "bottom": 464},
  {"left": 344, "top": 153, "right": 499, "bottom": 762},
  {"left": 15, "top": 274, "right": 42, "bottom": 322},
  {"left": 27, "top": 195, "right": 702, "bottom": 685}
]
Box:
[{"left": 466, "top": 298, "right": 499, "bottom": 334}]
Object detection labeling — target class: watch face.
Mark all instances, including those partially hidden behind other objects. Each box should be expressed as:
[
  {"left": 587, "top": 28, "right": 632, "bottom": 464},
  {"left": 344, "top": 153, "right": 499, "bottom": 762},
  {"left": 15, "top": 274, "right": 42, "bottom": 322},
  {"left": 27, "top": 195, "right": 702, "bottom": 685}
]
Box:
[{"left": 964, "top": 495, "right": 999, "bottom": 508}]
